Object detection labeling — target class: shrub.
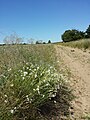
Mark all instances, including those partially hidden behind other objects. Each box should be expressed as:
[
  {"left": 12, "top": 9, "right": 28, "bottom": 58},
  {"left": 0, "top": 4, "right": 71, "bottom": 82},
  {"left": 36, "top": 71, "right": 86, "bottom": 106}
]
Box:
[
  {"left": 61, "top": 29, "right": 84, "bottom": 42},
  {"left": 0, "top": 62, "right": 64, "bottom": 120},
  {"left": 48, "top": 40, "right": 51, "bottom": 44},
  {"left": 86, "top": 25, "right": 90, "bottom": 38}
]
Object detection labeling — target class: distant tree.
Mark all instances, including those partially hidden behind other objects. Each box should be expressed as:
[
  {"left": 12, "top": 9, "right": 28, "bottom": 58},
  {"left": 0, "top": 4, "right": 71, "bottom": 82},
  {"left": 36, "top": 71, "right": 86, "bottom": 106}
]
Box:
[
  {"left": 61, "top": 29, "right": 84, "bottom": 42},
  {"left": 3, "top": 36, "right": 10, "bottom": 44},
  {"left": 86, "top": 25, "right": 90, "bottom": 38},
  {"left": 36, "top": 41, "right": 39, "bottom": 44},
  {"left": 3, "top": 33, "right": 23, "bottom": 44},
  {"left": 36, "top": 40, "right": 43, "bottom": 44},
  {"left": 48, "top": 40, "right": 51, "bottom": 43},
  {"left": 43, "top": 42, "right": 46, "bottom": 44},
  {"left": 28, "top": 38, "right": 35, "bottom": 44}
]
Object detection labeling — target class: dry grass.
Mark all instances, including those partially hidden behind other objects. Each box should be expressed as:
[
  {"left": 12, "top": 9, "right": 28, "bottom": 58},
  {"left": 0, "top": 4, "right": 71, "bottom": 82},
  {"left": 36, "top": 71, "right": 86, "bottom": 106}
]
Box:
[{"left": 57, "top": 39, "right": 90, "bottom": 50}]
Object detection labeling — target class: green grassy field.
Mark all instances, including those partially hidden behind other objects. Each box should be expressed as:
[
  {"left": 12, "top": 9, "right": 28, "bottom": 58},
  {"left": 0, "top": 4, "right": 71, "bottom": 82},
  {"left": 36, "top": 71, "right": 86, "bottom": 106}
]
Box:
[{"left": 0, "top": 44, "right": 73, "bottom": 120}]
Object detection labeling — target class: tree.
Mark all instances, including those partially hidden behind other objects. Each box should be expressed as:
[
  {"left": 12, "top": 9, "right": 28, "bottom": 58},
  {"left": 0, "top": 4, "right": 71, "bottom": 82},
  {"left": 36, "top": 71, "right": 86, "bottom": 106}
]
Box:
[
  {"left": 3, "top": 33, "right": 23, "bottom": 44},
  {"left": 86, "top": 25, "right": 90, "bottom": 38},
  {"left": 61, "top": 29, "right": 84, "bottom": 42},
  {"left": 36, "top": 40, "right": 43, "bottom": 44},
  {"left": 48, "top": 40, "right": 51, "bottom": 43},
  {"left": 28, "top": 38, "right": 35, "bottom": 44}
]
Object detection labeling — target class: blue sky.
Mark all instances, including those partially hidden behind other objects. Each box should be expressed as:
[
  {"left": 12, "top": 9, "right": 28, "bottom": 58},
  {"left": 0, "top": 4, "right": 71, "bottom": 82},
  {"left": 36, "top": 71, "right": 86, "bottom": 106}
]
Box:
[{"left": 0, "top": 0, "right": 90, "bottom": 43}]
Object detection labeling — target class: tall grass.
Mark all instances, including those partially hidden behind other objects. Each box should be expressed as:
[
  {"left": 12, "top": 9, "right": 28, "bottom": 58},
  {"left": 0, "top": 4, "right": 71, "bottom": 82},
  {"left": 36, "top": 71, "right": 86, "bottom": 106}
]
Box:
[
  {"left": 58, "top": 39, "right": 90, "bottom": 50},
  {"left": 0, "top": 44, "right": 74, "bottom": 120}
]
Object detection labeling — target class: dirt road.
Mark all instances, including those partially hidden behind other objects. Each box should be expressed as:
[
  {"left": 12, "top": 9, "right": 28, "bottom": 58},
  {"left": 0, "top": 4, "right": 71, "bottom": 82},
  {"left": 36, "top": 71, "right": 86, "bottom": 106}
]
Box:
[{"left": 55, "top": 45, "right": 90, "bottom": 119}]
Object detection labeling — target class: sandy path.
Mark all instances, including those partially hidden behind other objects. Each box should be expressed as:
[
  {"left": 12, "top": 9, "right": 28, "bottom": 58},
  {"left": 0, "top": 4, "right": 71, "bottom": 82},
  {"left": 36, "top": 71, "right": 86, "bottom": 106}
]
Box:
[{"left": 55, "top": 45, "right": 90, "bottom": 119}]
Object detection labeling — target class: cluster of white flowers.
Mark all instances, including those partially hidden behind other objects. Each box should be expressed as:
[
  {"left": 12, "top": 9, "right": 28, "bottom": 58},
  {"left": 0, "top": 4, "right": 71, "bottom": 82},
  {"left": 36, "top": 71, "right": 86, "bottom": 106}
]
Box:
[{"left": 7, "top": 62, "right": 64, "bottom": 108}]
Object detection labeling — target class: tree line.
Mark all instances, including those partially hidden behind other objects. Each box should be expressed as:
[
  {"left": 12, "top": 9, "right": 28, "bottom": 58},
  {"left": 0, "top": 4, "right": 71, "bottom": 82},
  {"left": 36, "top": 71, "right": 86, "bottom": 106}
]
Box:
[
  {"left": 2, "top": 32, "right": 51, "bottom": 45},
  {"left": 61, "top": 25, "right": 90, "bottom": 42}
]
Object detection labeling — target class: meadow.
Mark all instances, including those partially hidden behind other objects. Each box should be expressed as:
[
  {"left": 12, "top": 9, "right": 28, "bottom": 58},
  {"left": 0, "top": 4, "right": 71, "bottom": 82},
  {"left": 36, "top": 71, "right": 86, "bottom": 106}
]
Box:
[{"left": 0, "top": 44, "right": 73, "bottom": 120}]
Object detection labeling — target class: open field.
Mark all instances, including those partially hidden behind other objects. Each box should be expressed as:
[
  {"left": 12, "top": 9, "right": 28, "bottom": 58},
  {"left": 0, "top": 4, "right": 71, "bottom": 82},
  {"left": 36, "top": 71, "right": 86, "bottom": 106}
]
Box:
[{"left": 0, "top": 43, "right": 90, "bottom": 120}]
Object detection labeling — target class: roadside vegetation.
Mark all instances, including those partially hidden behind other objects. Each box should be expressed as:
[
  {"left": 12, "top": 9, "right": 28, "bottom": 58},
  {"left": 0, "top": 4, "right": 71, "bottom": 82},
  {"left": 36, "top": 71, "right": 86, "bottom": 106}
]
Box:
[
  {"left": 56, "top": 24, "right": 90, "bottom": 50},
  {"left": 0, "top": 44, "right": 74, "bottom": 120},
  {"left": 58, "top": 39, "right": 90, "bottom": 50}
]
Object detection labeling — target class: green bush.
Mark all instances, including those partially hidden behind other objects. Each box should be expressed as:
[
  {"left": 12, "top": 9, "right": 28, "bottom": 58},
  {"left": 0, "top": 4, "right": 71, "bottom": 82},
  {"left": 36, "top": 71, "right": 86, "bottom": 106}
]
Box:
[
  {"left": 0, "top": 62, "right": 64, "bottom": 120},
  {"left": 61, "top": 29, "right": 84, "bottom": 42}
]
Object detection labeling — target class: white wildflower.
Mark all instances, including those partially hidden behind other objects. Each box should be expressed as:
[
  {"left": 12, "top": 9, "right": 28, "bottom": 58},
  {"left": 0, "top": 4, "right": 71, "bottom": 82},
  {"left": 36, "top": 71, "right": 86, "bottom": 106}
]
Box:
[
  {"left": 14, "top": 107, "right": 16, "bottom": 110},
  {"left": 26, "top": 62, "right": 28, "bottom": 65},
  {"left": 26, "top": 95, "right": 29, "bottom": 101},
  {"left": 27, "top": 67, "right": 29, "bottom": 69},
  {"left": 35, "top": 74, "right": 37, "bottom": 78},
  {"left": 46, "top": 83, "right": 49, "bottom": 86},
  {"left": 30, "top": 99, "right": 33, "bottom": 103},
  {"left": 23, "top": 71, "right": 28, "bottom": 76},
  {"left": 2, "top": 75, "right": 5, "bottom": 78},
  {"left": 49, "top": 97, "right": 51, "bottom": 100},
  {"left": 43, "top": 80, "right": 45, "bottom": 82},
  {"left": 8, "top": 68, "right": 11, "bottom": 71},
  {"left": 54, "top": 73, "right": 58, "bottom": 77},
  {"left": 4, "top": 100, "right": 8, "bottom": 103},
  {"left": 4, "top": 94, "right": 7, "bottom": 97},
  {"left": 57, "top": 85, "right": 60, "bottom": 89},
  {"left": 40, "top": 73, "right": 42, "bottom": 76},
  {"left": 51, "top": 94, "right": 56, "bottom": 98},
  {"left": 10, "top": 109, "right": 14, "bottom": 114},
  {"left": 33, "top": 89, "right": 36, "bottom": 91},
  {"left": 27, "top": 97, "right": 29, "bottom": 101},
  {"left": 22, "top": 77, "right": 25, "bottom": 80},
  {"left": 36, "top": 86, "right": 40, "bottom": 94},
  {"left": 47, "top": 69, "right": 50, "bottom": 73},
  {"left": 42, "top": 95, "right": 45, "bottom": 98},
  {"left": 54, "top": 101, "right": 57, "bottom": 103},
  {"left": 10, "top": 84, "right": 14, "bottom": 87},
  {"left": 36, "top": 87, "right": 39, "bottom": 91},
  {"left": 37, "top": 67, "right": 39, "bottom": 70},
  {"left": 29, "top": 72, "right": 33, "bottom": 75},
  {"left": 38, "top": 90, "right": 40, "bottom": 95},
  {"left": 50, "top": 66, "right": 53, "bottom": 69},
  {"left": 26, "top": 95, "right": 29, "bottom": 98},
  {"left": 34, "top": 69, "right": 36, "bottom": 71}
]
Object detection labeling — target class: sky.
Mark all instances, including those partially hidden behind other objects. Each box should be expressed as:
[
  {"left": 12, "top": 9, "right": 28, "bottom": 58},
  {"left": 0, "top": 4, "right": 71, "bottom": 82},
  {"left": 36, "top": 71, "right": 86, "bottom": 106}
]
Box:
[{"left": 0, "top": 0, "right": 90, "bottom": 43}]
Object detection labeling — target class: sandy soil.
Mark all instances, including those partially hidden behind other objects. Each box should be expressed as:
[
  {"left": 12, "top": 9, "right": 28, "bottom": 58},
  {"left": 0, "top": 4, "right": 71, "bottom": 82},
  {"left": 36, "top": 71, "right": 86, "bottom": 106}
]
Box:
[{"left": 55, "top": 45, "right": 90, "bottom": 119}]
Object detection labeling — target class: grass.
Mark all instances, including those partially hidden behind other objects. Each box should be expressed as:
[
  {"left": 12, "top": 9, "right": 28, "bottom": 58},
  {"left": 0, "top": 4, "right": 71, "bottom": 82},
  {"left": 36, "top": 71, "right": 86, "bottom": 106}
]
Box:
[
  {"left": 0, "top": 44, "right": 74, "bottom": 120},
  {"left": 81, "top": 114, "right": 90, "bottom": 120},
  {"left": 57, "top": 39, "right": 90, "bottom": 50}
]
